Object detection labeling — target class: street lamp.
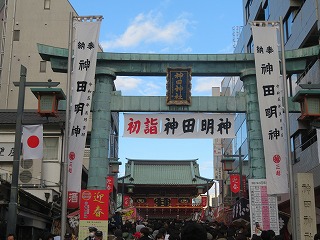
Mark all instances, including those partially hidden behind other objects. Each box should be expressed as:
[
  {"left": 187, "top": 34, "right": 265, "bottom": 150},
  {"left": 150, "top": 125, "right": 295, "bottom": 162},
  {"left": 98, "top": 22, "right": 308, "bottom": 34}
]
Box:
[
  {"left": 221, "top": 149, "right": 244, "bottom": 199},
  {"left": 109, "top": 159, "right": 121, "bottom": 174},
  {"left": 118, "top": 174, "right": 132, "bottom": 209},
  {"left": 7, "top": 65, "right": 61, "bottom": 236},
  {"left": 220, "top": 157, "right": 235, "bottom": 172},
  {"left": 127, "top": 184, "right": 135, "bottom": 193},
  {"left": 31, "top": 86, "right": 66, "bottom": 118}
]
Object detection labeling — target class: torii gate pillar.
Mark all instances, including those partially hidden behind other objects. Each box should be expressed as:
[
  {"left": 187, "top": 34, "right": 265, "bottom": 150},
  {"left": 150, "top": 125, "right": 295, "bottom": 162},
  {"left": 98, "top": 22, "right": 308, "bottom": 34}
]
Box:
[
  {"left": 241, "top": 68, "right": 266, "bottom": 179},
  {"left": 87, "top": 68, "right": 116, "bottom": 189}
]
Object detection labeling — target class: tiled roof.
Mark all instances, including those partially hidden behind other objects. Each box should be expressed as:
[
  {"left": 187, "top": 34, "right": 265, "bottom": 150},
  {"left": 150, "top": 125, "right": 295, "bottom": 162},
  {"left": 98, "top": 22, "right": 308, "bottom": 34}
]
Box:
[
  {"left": 121, "top": 159, "right": 211, "bottom": 185},
  {"left": 0, "top": 111, "right": 66, "bottom": 124}
]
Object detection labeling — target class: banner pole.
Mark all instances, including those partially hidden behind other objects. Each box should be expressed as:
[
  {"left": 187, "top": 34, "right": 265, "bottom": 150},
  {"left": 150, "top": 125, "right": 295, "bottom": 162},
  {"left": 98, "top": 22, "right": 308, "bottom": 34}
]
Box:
[
  {"left": 279, "top": 16, "right": 297, "bottom": 240},
  {"left": 61, "top": 11, "right": 73, "bottom": 238}
]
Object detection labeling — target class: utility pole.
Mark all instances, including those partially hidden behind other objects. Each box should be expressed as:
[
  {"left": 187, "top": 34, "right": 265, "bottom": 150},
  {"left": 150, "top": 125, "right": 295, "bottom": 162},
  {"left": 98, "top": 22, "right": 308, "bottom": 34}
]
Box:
[{"left": 7, "top": 65, "right": 59, "bottom": 236}]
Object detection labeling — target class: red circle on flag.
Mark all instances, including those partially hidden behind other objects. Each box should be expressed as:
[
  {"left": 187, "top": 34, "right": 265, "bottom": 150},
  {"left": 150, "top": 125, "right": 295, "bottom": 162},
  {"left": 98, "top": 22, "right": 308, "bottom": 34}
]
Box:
[{"left": 27, "top": 135, "right": 40, "bottom": 148}]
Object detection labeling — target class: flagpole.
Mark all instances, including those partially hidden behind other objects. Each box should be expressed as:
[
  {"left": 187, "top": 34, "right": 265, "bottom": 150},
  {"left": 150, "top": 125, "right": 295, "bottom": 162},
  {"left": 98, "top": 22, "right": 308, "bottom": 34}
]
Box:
[
  {"left": 279, "top": 16, "right": 297, "bottom": 240},
  {"left": 61, "top": 11, "right": 73, "bottom": 238}
]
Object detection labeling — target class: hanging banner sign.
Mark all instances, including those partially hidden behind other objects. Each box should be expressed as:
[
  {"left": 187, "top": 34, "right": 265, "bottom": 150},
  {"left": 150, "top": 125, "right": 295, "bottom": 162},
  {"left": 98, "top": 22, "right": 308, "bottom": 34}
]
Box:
[
  {"left": 67, "top": 18, "right": 101, "bottom": 208},
  {"left": 123, "top": 113, "right": 235, "bottom": 139},
  {"left": 252, "top": 23, "right": 288, "bottom": 194},
  {"left": 201, "top": 196, "right": 208, "bottom": 208},
  {"left": 230, "top": 174, "right": 240, "bottom": 193},
  {"left": 123, "top": 195, "right": 131, "bottom": 208},
  {"left": 80, "top": 189, "right": 109, "bottom": 220},
  {"left": 79, "top": 190, "right": 108, "bottom": 240},
  {"left": 106, "top": 176, "right": 114, "bottom": 193}
]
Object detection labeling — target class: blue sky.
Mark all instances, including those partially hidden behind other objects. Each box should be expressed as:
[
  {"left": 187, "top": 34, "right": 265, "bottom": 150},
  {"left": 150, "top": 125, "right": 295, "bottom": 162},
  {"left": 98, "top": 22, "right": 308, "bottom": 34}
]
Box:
[{"left": 68, "top": 0, "right": 244, "bottom": 178}]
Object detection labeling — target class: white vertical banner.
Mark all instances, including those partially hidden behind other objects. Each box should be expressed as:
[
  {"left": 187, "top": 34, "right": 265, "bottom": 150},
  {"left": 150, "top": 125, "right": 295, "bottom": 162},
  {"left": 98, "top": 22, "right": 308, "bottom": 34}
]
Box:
[
  {"left": 252, "top": 24, "right": 288, "bottom": 194},
  {"left": 67, "top": 17, "right": 101, "bottom": 208},
  {"left": 22, "top": 124, "right": 43, "bottom": 160}
]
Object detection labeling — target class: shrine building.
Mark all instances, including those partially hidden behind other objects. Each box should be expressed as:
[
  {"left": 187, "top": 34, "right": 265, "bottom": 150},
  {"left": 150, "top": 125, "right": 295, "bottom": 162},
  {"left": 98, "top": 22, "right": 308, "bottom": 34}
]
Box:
[{"left": 118, "top": 159, "right": 214, "bottom": 220}]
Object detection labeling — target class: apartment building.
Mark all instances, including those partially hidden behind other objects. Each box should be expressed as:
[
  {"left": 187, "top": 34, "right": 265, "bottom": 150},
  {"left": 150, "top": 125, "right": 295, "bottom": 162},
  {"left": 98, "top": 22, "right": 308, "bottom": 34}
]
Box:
[
  {"left": 219, "top": 0, "right": 320, "bottom": 232},
  {"left": 0, "top": 0, "right": 77, "bottom": 239}
]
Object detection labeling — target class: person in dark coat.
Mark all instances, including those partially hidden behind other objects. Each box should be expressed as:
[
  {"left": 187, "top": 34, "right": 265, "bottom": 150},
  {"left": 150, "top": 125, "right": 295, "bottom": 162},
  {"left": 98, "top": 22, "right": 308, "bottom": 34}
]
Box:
[
  {"left": 139, "top": 227, "right": 151, "bottom": 240},
  {"left": 180, "top": 221, "right": 207, "bottom": 240},
  {"left": 84, "top": 227, "right": 97, "bottom": 240}
]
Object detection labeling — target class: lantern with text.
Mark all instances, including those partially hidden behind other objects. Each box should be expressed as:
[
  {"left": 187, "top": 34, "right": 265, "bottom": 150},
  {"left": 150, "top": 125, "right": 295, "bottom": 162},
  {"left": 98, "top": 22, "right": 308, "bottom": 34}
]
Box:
[
  {"left": 221, "top": 157, "right": 235, "bottom": 172},
  {"left": 31, "top": 87, "right": 66, "bottom": 118}
]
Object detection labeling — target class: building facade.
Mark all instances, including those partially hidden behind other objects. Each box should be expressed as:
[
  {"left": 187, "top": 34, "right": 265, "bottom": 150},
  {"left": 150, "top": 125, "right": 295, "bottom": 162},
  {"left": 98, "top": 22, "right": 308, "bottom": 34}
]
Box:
[
  {"left": 219, "top": 0, "right": 320, "bottom": 231},
  {"left": 0, "top": 0, "right": 78, "bottom": 238}
]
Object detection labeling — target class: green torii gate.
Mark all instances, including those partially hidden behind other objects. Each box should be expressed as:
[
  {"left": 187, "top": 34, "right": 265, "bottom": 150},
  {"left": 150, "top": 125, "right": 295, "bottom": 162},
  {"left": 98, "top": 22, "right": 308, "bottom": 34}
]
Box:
[{"left": 38, "top": 43, "right": 319, "bottom": 189}]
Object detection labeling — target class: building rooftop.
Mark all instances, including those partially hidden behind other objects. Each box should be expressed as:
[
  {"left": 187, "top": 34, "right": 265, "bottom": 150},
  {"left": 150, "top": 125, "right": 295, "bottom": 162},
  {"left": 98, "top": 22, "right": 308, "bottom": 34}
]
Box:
[{"left": 120, "top": 158, "right": 213, "bottom": 186}]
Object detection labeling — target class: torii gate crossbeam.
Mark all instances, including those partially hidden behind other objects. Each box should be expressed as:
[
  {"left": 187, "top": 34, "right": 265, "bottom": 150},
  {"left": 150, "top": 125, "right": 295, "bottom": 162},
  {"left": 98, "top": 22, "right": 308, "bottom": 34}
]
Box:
[{"left": 37, "top": 43, "right": 320, "bottom": 189}]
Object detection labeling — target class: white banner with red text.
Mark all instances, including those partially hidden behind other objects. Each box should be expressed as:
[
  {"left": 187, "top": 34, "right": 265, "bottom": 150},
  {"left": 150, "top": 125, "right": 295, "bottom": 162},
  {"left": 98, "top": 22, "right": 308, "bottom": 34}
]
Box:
[
  {"left": 252, "top": 24, "right": 288, "bottom": 194},
  {"left": 67, "top": 18, "right": 101, "bottom": 209},
  {"left": 123, "top": 113, "right": 235, "bottom": 139}
]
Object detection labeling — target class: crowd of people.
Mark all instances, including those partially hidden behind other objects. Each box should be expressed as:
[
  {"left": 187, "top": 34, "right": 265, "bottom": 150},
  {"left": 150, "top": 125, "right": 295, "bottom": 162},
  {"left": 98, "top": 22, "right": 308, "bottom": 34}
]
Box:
[
  {"left": 4, "top": 219, "right": 320, "bottom": 240},
  {"left": 107, "top": 218, "right": 294, "bottom": 240}
]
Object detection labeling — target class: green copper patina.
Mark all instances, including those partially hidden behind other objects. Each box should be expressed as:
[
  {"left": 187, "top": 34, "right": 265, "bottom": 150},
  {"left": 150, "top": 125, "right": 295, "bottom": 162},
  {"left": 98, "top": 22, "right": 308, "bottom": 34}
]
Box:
[{"left": 37, "top": 43, "right": 320, "bottom": 189}]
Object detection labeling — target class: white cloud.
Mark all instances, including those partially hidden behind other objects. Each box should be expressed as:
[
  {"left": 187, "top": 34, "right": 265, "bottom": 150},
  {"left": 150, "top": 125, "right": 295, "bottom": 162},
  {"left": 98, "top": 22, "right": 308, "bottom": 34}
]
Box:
[
  {"left": 138, "top": 81, "right": 162, "bottom": 96},
  {"left": 114, "top": 76, "right": 163, "bottom": 96},
  {"left": 193, "top": 77, "right": 223, "bottom": 93},
  {"left": 114, "top": 76, "right": 142, "bottom": 91},
  {"left": 101, "top": 11, "right": 191, "bottom": 51}
]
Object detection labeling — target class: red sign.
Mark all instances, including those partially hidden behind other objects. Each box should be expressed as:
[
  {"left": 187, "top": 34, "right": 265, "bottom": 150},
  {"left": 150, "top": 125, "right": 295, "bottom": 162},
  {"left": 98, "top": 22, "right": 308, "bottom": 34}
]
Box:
[
  {"left": 123, "top": 195, "right": 130, "bottom": 208},
  {"left": 106, "top": 176, "right": 114, "bottom": 193},
  {"left": 201, "top": 196, "right": 207, "bottom": 207},
  {"left": 80, "top": 190, "right": 109, "bottom": 220},
  {"left": 67, "top": 191, "right": 79, "bottom": 209},
  {"left": 230, "top": 174, "right": 240, "bottom": 193}
]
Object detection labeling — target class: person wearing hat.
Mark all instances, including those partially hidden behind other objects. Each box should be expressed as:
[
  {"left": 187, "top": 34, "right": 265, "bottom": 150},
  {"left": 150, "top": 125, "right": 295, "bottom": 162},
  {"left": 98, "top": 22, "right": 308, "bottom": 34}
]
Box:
[
  {"left": 95, "top": 231, "right": 103, "bottom": 240},
  {"left": 84, "top": 227, "right": 97, "bottom": 240}
]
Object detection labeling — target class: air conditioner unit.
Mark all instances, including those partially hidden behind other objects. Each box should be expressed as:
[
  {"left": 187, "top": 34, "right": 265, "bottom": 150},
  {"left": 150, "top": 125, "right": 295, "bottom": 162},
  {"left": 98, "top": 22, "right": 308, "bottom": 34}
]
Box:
[{"left": 19, "top": 159, "right": 42, "bottom": 186}]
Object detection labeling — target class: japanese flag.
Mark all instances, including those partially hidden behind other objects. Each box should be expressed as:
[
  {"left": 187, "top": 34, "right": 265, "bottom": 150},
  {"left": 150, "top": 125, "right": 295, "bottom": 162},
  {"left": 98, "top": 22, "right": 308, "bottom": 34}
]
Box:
[{"left": 22, "top": 124, "right": 43, "bottom": 159}]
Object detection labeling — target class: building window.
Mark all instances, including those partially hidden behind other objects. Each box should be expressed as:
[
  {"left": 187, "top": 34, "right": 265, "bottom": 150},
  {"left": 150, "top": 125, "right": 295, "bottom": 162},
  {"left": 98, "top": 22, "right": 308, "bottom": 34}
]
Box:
[
  {"left": 40, "top": 61, "right": 46, "bottom": 72},
  {"left": 247, "top": 36, "right": 254, "bottom": 53},
  {"left": 245, "top": 0, "right": 251, "bottom": 23},
  {"left": 43, "top": 137, "right": 59, "bottom": 161},
  {"left": 264, "top": 1, "right": 270, "bottom": 20},
  {"left": 287, "top": 74, "right": 298, "bottom": 97},
  {"left": 283, "top": 8, "right": 298, "bottom": 42},
  {"left": 301, "top": 129, "right": 317, "bottom": 151},
  {"left": 293, "top": 134, "right": 301, "bottom": 163},
  {"left": 283, "top": 17, "right": 291, "bottom": 42},
  {"left": 13, "top": 30, "right": 20, "bottom": 41},
  {"left": 44, "top": 0, "right": 50, "bottom": 10}
]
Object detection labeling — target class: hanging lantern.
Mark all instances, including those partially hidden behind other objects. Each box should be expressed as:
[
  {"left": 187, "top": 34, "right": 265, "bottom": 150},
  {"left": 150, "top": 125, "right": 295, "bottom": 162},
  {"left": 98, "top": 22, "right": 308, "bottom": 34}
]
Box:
[
  {"left": 221, "top": 157, "right": 235, "bottom": 171},
  {"left": 31, "top": 87, "right": 66, "bottom": 117},
  {"left": 127, "top": 184, "right": 135, "bottom": 193}
]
